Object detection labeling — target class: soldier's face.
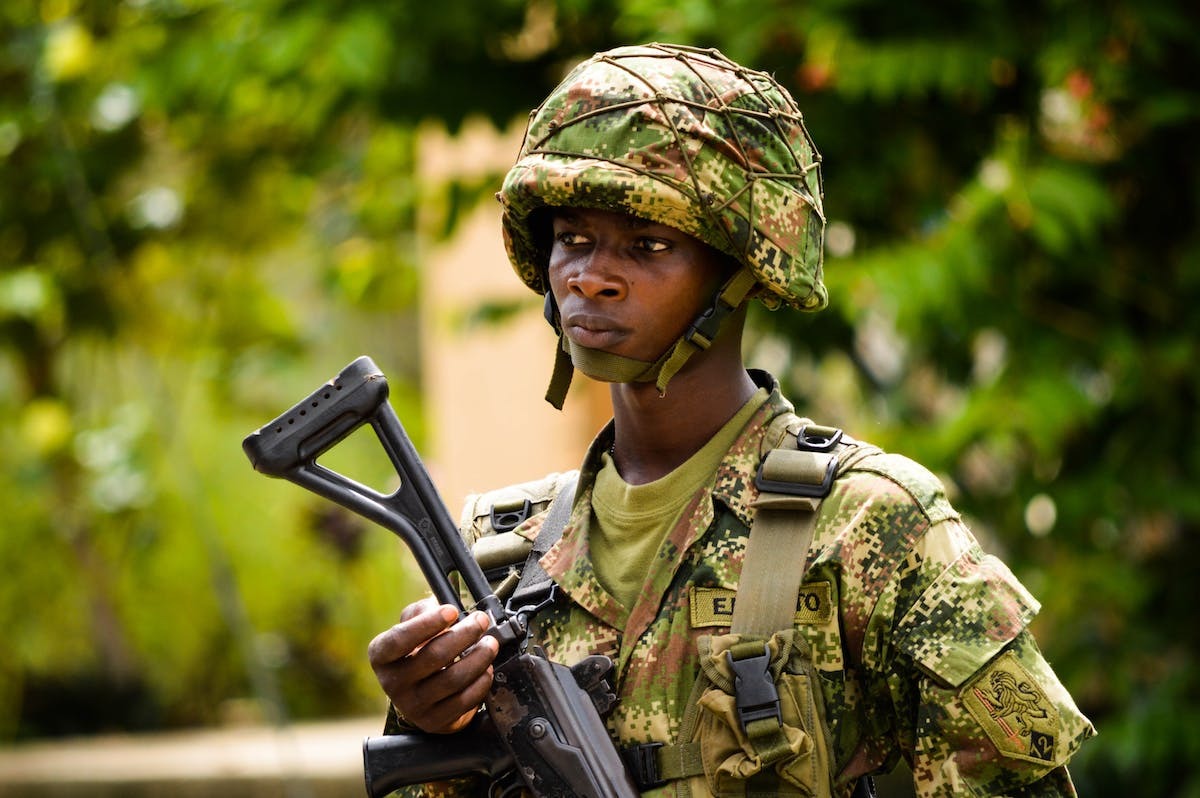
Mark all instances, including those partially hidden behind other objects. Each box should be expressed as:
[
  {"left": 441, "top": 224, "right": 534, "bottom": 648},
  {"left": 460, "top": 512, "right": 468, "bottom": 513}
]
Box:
[{"left": 547, "top": 207, "right": 728, "bottom": 363}]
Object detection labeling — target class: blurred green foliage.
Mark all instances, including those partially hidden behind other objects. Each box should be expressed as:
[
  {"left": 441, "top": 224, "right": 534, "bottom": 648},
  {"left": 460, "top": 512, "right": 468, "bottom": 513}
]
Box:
[{"left": 2, "top": 0, "right": 1197, "bottom": 794}]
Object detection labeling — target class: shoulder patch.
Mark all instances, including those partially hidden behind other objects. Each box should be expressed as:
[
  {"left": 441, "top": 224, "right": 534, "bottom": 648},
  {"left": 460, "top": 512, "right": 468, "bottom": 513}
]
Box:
[
  {"left": 963, "top": 651, "right": 1061, "bottom": 765},
  {"left": 895, "top": 547, "right": 1038, "bottom": 687}
]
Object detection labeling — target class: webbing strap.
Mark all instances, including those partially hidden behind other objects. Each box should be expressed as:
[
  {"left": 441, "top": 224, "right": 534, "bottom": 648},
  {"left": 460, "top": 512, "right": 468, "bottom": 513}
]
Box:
[
  {"left": 656, "top": 741, "right": 704, "bottom": 781},
  {"left": 732, "top": 424, "right": 846, "bottom": 636},
  {"left": 746, "top": 715, "right": 794, "bottom": 763},
  {"left": 507, "top": 473, "right": 578, "bottom": 611},
  {"left": 730, "top": 491, "right": 822, "bottom": 636},
  {"left": 654, "top": 267, "right": 759, "bottom": 394},
  {"left": 544, "top": 337, "right": 576, "bottom": 410},
  {"left": 565, "top": 337, "right": 658, "bottom": 383},
  {"left": 726, "top": 430, "right": 840, "bottom": 770},
  {"left": 623, "top": 741, "right": 705, "bottom": 788}
]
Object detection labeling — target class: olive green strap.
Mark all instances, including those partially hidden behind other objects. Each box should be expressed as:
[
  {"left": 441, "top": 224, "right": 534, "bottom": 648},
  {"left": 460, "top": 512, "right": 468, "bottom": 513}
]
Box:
[
  {"left": 544, "top": 335, "right": 577, "bottom": 410},
  {"left": 565, "top": 337, "right": 657, "bottom": 383},
  {"left": 732, "top": 435, "right": 846, "bottom": 637},
  {"left": 655, "top": 741, "right": 704, "bottom": 781},
  {"left": 726, "top": 442, "right": 837, "bottom": 768},
  {"left": 672, "top": 428, "right": 868, "bottom": 792},
  {"left": 653, "top": 267, "right": 759, "bottom": 394},
  {"left": 731, "top": 490, "right": 822, "bottom": 637},
  {"left": 746, "top": 715, "right": 794, "bottom": 763}
]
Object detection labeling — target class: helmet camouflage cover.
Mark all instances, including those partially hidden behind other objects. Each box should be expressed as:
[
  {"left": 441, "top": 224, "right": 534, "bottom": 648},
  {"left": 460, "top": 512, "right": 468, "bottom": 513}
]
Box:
[{"left": 498, "top": 42, "right": 828, "bottom": 311}]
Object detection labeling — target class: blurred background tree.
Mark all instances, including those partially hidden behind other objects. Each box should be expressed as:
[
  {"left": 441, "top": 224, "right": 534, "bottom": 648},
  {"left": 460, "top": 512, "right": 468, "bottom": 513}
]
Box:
[{"left": 1, "top": 0, "right": 1196, "bottom": 794}]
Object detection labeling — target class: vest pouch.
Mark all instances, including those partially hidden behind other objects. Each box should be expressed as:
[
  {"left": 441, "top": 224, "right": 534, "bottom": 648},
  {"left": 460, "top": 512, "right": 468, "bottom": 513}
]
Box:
[{"left": 688, "top": 631, "right": 835, "bottom": 798}]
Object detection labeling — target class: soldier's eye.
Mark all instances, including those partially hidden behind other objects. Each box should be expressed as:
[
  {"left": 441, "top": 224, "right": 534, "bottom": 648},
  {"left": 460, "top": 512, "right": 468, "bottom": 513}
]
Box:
[{"left": 555, "top": 231, "right": 589, "bottom": 247}]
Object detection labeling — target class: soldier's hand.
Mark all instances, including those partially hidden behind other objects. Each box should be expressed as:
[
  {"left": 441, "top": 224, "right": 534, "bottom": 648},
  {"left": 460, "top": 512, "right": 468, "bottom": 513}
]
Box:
[{"left": 368, "top": 598, "right": 499, "bottom": 734}]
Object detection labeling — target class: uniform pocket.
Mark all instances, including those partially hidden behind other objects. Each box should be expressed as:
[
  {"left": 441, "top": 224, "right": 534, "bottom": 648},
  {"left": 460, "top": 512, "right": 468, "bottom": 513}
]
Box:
[
  {"left": 894, "top": 548, "right": 1038, "bottom": 688},
  {"left": 690, "top": 631, "right": 834, "bottom": 798}
]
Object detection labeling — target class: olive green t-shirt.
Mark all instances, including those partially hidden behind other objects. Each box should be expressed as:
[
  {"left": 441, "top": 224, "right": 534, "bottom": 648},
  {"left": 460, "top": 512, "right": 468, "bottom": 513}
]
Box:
[{"left": 590, "top": 388, "right": 768, "bottom": 611}]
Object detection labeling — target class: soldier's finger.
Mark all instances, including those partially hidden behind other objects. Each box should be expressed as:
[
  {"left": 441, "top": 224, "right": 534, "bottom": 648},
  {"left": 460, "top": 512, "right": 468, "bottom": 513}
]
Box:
[
  {"left": 411, "top": 635, "right": 497, "bottom": 710},
  {"left": 425, "top": 668, "right": 495, "bottom": 734},
  {"left": 399, "top": 597, "right": 438, "bottom": 623},
  {"left": 367, "top": 603, "right": 458, "bottom": 667},
  {"left": 399, "top": 611, "right": 494, "bottom": 681}
]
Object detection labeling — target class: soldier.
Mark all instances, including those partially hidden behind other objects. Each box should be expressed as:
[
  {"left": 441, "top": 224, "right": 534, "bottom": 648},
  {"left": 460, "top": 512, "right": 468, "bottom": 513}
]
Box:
[{"left": 367, "top": 43, "right": 1095, "bottom": 797}]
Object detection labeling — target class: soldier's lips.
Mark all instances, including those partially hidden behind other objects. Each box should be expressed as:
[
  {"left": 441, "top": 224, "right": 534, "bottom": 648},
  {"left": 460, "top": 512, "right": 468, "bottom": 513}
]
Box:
[{"left": 563, "top": 314, "right": 627, "bottom": 349}]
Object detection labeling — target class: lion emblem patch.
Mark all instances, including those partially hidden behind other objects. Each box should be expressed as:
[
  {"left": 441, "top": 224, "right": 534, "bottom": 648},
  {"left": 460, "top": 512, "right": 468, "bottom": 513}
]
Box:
[{"left": 963, "top": 652, "right": 1060, "bottom": 764}]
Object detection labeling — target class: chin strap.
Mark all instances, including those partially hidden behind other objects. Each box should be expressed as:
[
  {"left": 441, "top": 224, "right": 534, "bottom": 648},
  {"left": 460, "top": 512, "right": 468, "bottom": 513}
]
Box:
[{"left": 543, "top": 267, "right": 759, "bottom": 410}]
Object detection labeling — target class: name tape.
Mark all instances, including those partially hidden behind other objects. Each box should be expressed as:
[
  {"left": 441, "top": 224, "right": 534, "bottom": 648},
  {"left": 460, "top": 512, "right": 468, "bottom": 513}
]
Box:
[{"left": 690, "top": 582, "right": 833, "bottom": 628}]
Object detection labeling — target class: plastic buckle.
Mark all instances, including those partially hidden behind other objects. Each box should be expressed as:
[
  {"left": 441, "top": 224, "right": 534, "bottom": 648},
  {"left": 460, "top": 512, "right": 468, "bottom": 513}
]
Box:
[
  {"left": 504, "top": 583, "right": 558, "bottom": 632},
  {"left": 727, "top": 645, "right": 782, "bottom": 731},
  {"left": 490, "top": 499, "right": 532, "bottom": 533},
  {"left": 684, "top": 298, "right": 734, "bottom": 349},
  {"left": 796, "top": 424, "right": 843, "bottom": 452},
  {"left": 621, "top": 741, "right": 667, "bottom": 790}
]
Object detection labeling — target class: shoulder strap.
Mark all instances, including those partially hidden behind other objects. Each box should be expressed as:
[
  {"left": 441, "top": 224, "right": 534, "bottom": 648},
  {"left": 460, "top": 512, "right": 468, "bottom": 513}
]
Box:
[
  {"left": 730, "top": 423, "right": 846, "bottom": 636},
  {"left": 506, "top": 472, "right": 579, "bottom": 612},
  {"left": 638, "top": 425, "right": 858, "bottom": 792},
  {"left": 709, "top": 424, "right": 853, "bottom": 790}
]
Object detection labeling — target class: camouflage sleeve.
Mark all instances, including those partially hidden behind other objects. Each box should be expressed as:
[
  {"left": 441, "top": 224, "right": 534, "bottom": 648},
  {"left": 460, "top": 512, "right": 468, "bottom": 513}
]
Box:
[{"left": 871, "top": 516, "right": 1095, "bottom": 797}]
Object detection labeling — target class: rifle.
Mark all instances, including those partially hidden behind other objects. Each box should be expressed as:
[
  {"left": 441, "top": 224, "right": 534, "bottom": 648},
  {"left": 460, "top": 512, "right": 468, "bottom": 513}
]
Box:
[{"left": 242, "top": 356, "right": 639, "bottom": 798}]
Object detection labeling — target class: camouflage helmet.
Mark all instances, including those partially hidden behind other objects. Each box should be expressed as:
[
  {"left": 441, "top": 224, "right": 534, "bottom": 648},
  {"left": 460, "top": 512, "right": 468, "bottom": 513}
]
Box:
[{"left": 498, "top": 42, "right": 827, "bottom": 312}]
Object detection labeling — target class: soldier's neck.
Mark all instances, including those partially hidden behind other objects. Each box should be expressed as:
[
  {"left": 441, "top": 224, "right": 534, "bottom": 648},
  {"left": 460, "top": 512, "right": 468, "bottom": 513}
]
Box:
[{"left": 607, "top": 354, "right": 755, "bottom": 485}]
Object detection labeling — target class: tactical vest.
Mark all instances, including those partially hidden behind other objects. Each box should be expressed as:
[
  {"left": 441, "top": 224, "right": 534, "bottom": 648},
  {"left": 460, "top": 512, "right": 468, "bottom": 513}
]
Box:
[{"left": 464, "top": 416, "right": 879, "bottom": 798}]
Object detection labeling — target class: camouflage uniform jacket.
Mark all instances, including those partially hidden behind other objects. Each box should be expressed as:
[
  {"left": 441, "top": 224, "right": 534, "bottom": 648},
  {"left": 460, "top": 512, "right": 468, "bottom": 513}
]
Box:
[{"left": 402, "top": 371, "right": 1094, "bottom": 797}]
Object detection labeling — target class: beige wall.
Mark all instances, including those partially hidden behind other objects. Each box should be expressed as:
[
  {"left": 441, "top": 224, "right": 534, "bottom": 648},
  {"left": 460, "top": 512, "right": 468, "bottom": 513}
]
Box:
[{"left": 417, "top": 119, "right": 610, "bottom": 514}]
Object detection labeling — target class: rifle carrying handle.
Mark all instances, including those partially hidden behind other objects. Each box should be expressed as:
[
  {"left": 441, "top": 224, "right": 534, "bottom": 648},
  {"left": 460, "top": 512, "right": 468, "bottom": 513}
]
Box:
[{"left": 243, "top": 356, "right": 387, "bottom": 476}]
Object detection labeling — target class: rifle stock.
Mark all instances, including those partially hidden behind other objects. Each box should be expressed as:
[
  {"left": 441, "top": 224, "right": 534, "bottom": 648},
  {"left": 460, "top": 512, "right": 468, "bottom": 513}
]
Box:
[
  {"left": 244, "top": 357, "right": 639, "bottom": 798},
  {"left": 242, "top": 356, "right": 495, "bottom": 614}
]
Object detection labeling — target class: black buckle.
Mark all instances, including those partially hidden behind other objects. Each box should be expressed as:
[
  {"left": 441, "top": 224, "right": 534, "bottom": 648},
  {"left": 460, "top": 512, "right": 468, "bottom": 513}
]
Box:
[
  {"left": 490, "top": 499, "right": 532, "bottom": 533},
  {"left": 505, "top": 582, "right": 558, "bottom": 622},
  {"left": 621, "top": 741, "right": 667, "bottom": 790},
  {"left": 796, "top": 424, "right": 842, "bottom": 452},
  {"left": 727, "top": 645, "right": 782, "bottom": 731},
  {"left": 684, "top": 297, "right": 735, "bottom": 349}
]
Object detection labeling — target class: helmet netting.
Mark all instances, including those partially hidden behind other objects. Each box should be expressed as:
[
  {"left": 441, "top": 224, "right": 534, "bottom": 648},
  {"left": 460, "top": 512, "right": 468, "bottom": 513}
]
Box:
[{"left": 499, "top": 43, "right": 827, "bottom": 311}]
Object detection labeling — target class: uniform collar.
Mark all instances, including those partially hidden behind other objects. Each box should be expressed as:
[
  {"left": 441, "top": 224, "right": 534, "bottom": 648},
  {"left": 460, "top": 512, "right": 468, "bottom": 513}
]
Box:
[
  {"left": 536, "top": 370, "right": 796, "bottom": 649},
  {"left": 712, "top": 369, "right": 796, "bottom": 526},
  {"left": 574, "top": 368, "right": 794, "bottom": 529}
]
